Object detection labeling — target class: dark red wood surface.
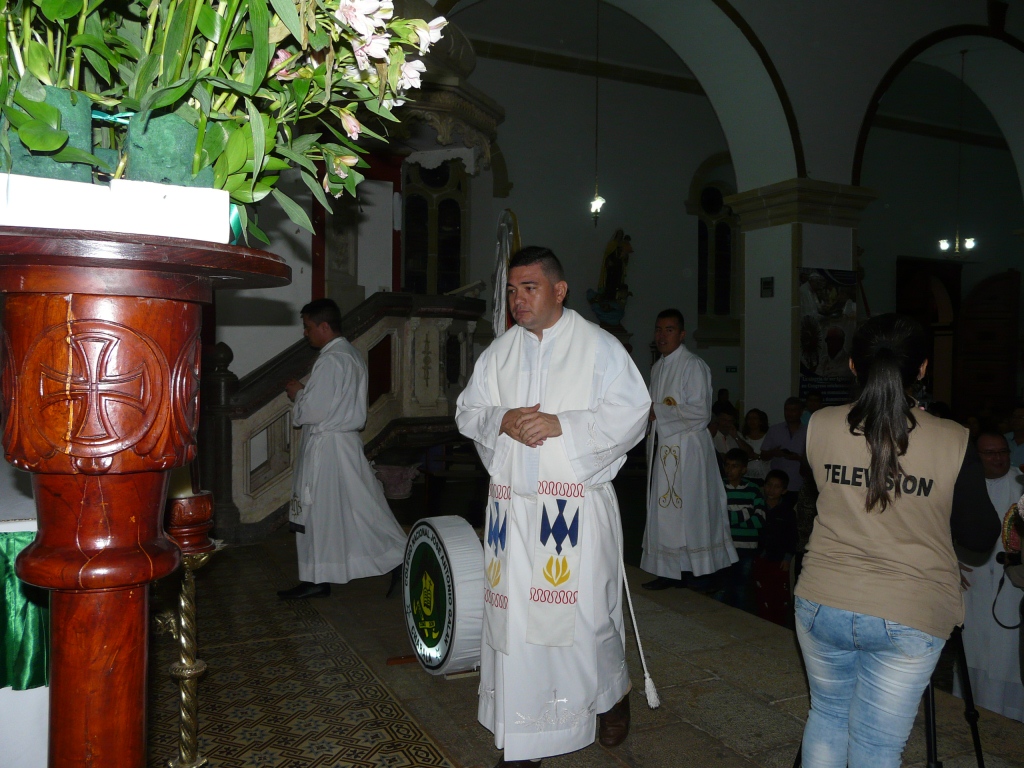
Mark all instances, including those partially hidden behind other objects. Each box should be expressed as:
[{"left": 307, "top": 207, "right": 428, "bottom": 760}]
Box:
[{"left": 0, "top": 229, "right": 290, "bottom": 767}]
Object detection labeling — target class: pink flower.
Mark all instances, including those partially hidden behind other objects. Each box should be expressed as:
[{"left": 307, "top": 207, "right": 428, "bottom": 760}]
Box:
[
  {"left": 271, "top": 49, "right": 299, "bottom": 80},
  {"left": 397, "top": 59, "right": 426, "bottom": 91},
  {"left": 414, "top": 17, "right": 447, "bottom": 54},
  {"left": 339, "top": 110, "right": 361, "bottom": 140},
  {"left": 352, "top": 33, "right": 391, "bottom": 70}
]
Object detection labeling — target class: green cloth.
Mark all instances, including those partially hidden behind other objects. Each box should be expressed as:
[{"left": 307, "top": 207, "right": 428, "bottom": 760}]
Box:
[{"left": 1, "top": 532, "right": 49, "bottom": 690}]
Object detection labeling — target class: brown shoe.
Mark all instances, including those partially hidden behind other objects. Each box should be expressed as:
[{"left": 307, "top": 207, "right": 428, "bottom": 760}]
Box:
[
  {"left": 598, "top": 694, "right": 631, "bottom": 747},
  {"left": 493, "top": 758, "right": 540, "bottom": 767}
]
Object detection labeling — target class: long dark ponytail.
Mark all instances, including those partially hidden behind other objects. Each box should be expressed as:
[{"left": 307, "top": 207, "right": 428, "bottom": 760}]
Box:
[{"left": 846, "top": 314, "right": 928, "bottom": 512}]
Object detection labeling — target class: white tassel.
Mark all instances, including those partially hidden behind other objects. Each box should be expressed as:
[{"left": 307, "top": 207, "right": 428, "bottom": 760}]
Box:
[{"left": 622, "top": 553, "right": 660, "bottom": 709}]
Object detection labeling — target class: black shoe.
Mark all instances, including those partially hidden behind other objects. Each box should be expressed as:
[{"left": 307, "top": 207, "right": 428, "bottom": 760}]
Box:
[
  {"left": 641, "top": 576, "right": 682, "bottom": 591},
  {"left": 277, "top": 581, "right": 330, "bottom": 599},
  {"left": 494, "top": 757, "right": 541, "bottom": 767},
  {"left": 386, "top": 565, "right": 402, "bottom": 599}
]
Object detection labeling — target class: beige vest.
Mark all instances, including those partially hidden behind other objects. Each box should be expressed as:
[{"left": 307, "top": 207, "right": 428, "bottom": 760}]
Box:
[{"left": 795, "top": 405, "right": 968, "bottom": 639}]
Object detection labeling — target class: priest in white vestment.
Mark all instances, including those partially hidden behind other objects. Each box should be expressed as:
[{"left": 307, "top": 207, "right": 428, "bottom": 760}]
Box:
[
  {"left": 456, "top": 248, "right": 649, "bottom": 766},
  {"left": 641, "top": 309, "right": 736, "bottom": 589},
  {"left": 279, "top": 299, "right": 407, "bottom": 600},
  {"left": 955, "top": 431, "right": 1024, "bottom": 721}
]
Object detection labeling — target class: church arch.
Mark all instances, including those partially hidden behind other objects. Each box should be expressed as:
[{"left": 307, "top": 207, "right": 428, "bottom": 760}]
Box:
[
  {"left": 441, "top": 0, "right": 803, "bottom": 192},
  {"left": 852, "top": 24, "right": 1024, "bottom": 202}
]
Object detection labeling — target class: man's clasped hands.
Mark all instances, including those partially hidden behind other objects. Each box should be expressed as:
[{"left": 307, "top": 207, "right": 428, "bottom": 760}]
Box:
[{"left": 501, "top": 404, "right": 562, "bottom": 447}]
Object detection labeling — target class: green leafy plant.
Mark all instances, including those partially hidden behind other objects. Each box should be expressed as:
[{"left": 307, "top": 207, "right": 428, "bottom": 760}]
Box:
[{"left": 0, "top": 0, "right": 446, "bottom": 240}]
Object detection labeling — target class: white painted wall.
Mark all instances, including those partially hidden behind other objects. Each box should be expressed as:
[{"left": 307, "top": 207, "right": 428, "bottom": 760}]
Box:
[
  {"left": 744, "top": 225, "right": 795, "bottom": 422},
  {"left": 464, "top": 57, "right": 732, "bottom": 383},
  {"left": 356, "top": 180, "right": 396, "bottom": 295},
  {"left": 216, "top": 170, "right": 312, "bottom": 378}
]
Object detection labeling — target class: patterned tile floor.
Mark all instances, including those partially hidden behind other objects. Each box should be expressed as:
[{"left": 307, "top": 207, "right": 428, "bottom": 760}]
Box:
[{"left": 146, "top": 545, "right": 454, "bottom": 768}]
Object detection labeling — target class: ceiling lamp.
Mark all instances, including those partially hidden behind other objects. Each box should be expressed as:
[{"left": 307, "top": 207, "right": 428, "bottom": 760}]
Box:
[
  {"left": 939, "top": 50, "right": 977, "bottom": 254},
  {"left": 590, "top": 0, "right": 604, "bottom": 226}
]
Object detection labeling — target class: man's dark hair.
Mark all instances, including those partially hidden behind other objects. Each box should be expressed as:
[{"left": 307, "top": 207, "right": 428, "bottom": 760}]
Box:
[
  {"left": 765, "top": 469, "right": 790, "bottom": 488},
  {"left": 712, "top": 401, "right": 738, "bottom": 418},
  {"left": 724, "top": 448, "right": 749, "bottom": 466},
  {"left": 977, "top": 430, "right": 1009, "bottom": 448},
  {"left": 785, "top": 396, "right": 803, "bottom": 409},
  {"left": 508, "top": 246, "right": 565, "bottom": 283},
  {"left": 301, "top": 298, "right": 343, "bottom": 333},
  {"left": 657, "top": 308, "right": 685, "bottom": 330}
]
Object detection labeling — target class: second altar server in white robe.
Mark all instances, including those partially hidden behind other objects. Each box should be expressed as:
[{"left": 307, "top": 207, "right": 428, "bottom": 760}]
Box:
[
  {"left": 457, "top": 248, "right": 649, "bottom": 764},
  {"left": 279, "top": 299, "right": 407, "bottom": 600},
  {"left": 641, "top": 309, "right": 736, "bottom": 588}
]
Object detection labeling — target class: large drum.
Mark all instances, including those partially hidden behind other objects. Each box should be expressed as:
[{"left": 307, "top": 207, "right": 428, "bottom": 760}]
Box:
[{"left": 403, "top": 516, "right": 484, "bottom": 675}]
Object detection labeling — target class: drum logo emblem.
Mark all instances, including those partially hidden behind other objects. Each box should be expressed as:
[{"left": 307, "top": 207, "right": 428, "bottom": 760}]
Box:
[{"left": 404, "top": 522, "right": 456, "bottom": 670}]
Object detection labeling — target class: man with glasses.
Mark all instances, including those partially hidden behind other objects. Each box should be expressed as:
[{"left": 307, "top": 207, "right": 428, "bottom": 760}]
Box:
[{"left": 956, "top": 431, "right": 1024, "bottom": 720}]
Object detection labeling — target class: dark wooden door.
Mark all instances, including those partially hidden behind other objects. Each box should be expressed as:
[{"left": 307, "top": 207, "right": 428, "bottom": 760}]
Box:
[{"left": 954, "top": 270, "right": 1020, "bottom": 419}]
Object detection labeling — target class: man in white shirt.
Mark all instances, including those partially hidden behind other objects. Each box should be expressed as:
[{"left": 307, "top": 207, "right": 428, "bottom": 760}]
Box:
[
  {"left": 456, "top": 247, "right": 650, "bottom": 767},
  {"left": 278, "top": 299, "right": 406, "bottom": 600},
  {"left": 957, "top": 431, "right": 1024, "bottom": 721},
  {"left": 641, "top": 309, "right": 736, "bottom": 590}
]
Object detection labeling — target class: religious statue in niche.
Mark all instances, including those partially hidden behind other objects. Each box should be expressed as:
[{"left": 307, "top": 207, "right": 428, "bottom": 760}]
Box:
[{"left": 586, "top": 229, "right": 634, "bottom": 327}]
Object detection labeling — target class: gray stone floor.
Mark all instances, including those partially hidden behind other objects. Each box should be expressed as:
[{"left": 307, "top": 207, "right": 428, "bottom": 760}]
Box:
[{"left": 260, "top": 529, "right": 1024, "bottom": 767}]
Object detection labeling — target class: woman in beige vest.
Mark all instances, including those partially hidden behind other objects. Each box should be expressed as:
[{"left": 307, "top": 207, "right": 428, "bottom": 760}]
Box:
[{"left": 794, "top": 314, "right": 1000, "bottom": 768}]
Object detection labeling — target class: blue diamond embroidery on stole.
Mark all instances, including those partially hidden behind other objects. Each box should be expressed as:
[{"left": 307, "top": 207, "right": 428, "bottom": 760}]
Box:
[
  {"left": 540, "top": 499, "right": 579, "bottom": 555},
  {"left": 487, "top": 503, "right": 507, "bottom": 554}
]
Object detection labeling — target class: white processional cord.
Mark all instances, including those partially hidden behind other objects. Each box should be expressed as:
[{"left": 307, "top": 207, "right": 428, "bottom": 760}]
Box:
[{"left": 621, "top": 553, "right": 660, "bottom": 708}]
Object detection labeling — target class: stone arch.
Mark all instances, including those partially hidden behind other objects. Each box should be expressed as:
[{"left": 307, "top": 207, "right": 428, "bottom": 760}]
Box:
[
  {"left": 852, "top": 24, "right": 1024, "bottom": 203},
  {"left": 439, "top": 0, "right": 803, "bottom": 192}
]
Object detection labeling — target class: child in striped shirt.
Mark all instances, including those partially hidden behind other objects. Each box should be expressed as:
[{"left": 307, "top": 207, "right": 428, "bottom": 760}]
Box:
[{"left": 716, "top": 448, "right": 765, "bottom": 612}]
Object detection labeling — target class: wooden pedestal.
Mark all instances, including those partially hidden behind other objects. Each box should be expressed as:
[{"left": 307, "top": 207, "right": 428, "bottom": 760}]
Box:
[{"left": 0, "top": 228, "right": 289, "bottom": 768}]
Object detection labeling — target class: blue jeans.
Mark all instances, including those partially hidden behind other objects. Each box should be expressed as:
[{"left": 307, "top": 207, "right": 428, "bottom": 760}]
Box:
[{"left": 795, "top": 597, "right": 945, "bottom": 768}]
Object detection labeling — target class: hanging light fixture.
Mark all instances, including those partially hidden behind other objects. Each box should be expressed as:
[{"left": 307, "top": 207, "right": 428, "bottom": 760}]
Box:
[
  {"left": 590, "top": 0, "right": 605, "bottom": 225},
  {"left": 939, "top": 50, "right": 977, "bottom": 254}
]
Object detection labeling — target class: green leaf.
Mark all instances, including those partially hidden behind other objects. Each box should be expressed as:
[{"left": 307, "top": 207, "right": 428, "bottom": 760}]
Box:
[
  {"left": 190, "top": 82, "right": 211, "bottom": 114},
  {"left": 26, "top": 42, "right": 54, "bottom": 85},
  {"left": 228, "top": 33, "right": 253, "bottom": 52},
  {"left": 52, "top": 145, "right": 111, "bottom": 170},
  {"left": 308, "top": 24, "right": 329, "bottom": 51},
  {"left": 40, "top": 0, "right": 83, "bottom": 21},
  {"left": 289, "top": 76, "right": 311, "bottom": 108},
  {"left": 16, "top": 120, "right": 69, "bottom": 152},
  {"left": 196, "top": 4, "right": 224, "bottom": 44},
  {"left": 224, "top": 125, "right": 248, "bottom": 174},
  {"left": 13, "top": 91, "right": 62, "bottom": 130},
  {"left": 131, "top": 54, "right": 160, "bottom": 101},
  {"left": 69, "top": 34, "right": 120, "bottom": 65},
  {"left": 202, "top": 120, "right": 231, "bottom": 165},
  {"left": 247, "top": 219, "right": 270, "bottom": 244},
  {"left": 301, "top": 169, "right": 333, "bottom": 214},
  {"left": 158, "top": 0, "right": 190, "bottom": 87},
  {"left": 241, "top": 0, "right": 270, "bottom": 94},
  {"left": 16, "top": 74, "right": 48, "bottom": 103},
  {"left": 239, "top": 156, "right": 288, "bottom": 173},
  {"left": 245, "top": 97, "right": 264, "bottom": 187},
  {"left": 275, "top": 144, "right": 315, "bottom": 173},
  {"left": 267, "top": 0, "right": 303, "bottom": 43},
  {"left": 290, "top": 132, "right": 319, "bottom": 153},
  {"left": 83, "top": 48, "right": 111, "bottom": 83},
  {"left": 223, "top": 172, "right": 247, "bottom": 193},
  {"left": 271, "top": 188, "right": 313, "bottom": 232},
  {"left": 2, "top": 106, "right": 32, "bottom": 130},
  {"left": 213, "top": 152, "right": 230, "bottom": 189},
  {"left": 140, "top": 75, "right": 196, "bottom": 112}
]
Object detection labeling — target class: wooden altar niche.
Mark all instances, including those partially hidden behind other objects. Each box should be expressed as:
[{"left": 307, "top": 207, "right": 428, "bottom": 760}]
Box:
[{"left": 0, "top": 227, "right": 290, "bottom": 768}]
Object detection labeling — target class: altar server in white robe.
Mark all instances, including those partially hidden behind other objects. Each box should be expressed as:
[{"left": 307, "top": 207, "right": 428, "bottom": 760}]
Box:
[
  {"left": 456, "top": 247, "right": 650, "bottom": 767},
  {"left": 278, "top": 299, "right": 406, "bottom": 600},
  {"left": 641, "top": 309, "right": 736, "bottom": 589},
  {"left": 955, "top": 431, "right": 1024, "bottom": 721}
]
